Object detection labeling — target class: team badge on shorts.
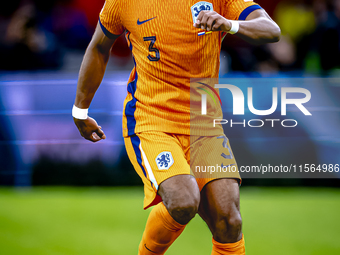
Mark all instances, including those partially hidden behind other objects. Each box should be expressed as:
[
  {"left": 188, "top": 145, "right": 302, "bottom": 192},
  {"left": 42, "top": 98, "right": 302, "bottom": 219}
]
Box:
[
  {"left": 191, "top": 1, "right": 214, "bottom": 24},
  {"left": 155, "top": 152, "right": 174, "bottom": 170}
]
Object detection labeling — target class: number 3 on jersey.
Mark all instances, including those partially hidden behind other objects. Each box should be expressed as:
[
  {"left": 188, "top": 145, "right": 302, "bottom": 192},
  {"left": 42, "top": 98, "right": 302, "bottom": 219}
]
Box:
[{"left": 143, "top": 36, "right": 160, "bottom": 61}]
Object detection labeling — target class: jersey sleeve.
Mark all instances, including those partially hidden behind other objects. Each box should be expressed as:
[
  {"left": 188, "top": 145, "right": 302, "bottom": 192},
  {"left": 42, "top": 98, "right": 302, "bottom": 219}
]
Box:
[
  {"left": 99, "top": 0, "right": 125, "bottom": 38},
  {"left": 222, "top": 0, "right": 262, "bottom": 21}
]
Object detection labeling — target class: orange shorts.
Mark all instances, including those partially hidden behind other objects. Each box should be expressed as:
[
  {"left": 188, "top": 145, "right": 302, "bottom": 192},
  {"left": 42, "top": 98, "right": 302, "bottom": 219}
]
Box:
[{"left": 124, "top": 131, "right": 240, "bottom": 209}]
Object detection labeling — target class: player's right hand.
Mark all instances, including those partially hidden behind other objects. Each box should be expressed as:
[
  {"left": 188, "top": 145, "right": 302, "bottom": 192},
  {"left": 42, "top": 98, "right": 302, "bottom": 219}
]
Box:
[
  {"left": 73, "top": 117, "right": 106, "bottom": 142},
  {"left": 193, "top": 10, "right": 231, "bottom": 32}
]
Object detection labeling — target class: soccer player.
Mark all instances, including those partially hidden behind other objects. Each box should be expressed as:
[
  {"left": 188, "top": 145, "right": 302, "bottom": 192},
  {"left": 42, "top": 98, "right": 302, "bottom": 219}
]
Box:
[{"left": 72, "top": 1, "right": 280, "bottom": 254}]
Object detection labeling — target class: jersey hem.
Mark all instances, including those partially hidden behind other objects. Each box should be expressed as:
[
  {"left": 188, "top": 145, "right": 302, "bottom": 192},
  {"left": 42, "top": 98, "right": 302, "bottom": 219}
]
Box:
[{"left": 123, "top": 127, "right": 225, "bottom": 138}]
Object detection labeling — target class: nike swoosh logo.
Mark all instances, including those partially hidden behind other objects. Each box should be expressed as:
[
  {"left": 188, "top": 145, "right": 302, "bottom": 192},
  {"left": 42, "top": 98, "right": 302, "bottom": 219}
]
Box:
[
  {"left": 144, "top": 244, "right": 157, "bottom": 253},
  {"left": 137, "top": 16, "right": 157, "bottom": 25}
]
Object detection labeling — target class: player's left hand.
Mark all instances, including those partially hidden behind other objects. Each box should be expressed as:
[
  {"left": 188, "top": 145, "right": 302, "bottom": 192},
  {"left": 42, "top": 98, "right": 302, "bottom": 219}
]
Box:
[{"left": 193, "top": 11, "right": 231, "bottom": 32}]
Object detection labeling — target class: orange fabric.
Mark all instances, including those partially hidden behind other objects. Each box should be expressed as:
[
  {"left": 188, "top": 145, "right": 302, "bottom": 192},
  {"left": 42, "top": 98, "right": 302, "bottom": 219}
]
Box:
[
  {"left": 99, "top": 0, "right": 124, "bottom": 35},
  {"left": 99, "top": 0, "right": 260, "bottom": 138},
  {"left": 124, "top": 132, "right": 191, "bottom": 210},
  {"left": 211, "top": 235, "right": 245, "bottom": 255},
  {"left": 223, "top": 0, "right": 258, "bottom": 20},
  {"left": 138, "top": 202, "right": 186, "bottom": 255},
  {"left": 124, "top": 131, "right": 240, "bottom": 209}
]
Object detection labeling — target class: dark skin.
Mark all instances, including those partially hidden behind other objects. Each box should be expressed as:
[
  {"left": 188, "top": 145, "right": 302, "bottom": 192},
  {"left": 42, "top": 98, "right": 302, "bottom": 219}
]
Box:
[
  {"left": 193, "top": 9, "right": 281, "bottom": 45},
  {"left": 158, "top": 176, "right": 241, "bottom": 243},
  {"left": 198, "top": 178, "right": 242, "bottom": 242},
  {"left": 74, "top": 9, "right": 280, "bottom": 243},
  {"left": 73, "top": 23, "right": 119, "bottom": 142},
  {"left": 74, "top": 9, "right": 280, "bottom": 142}
]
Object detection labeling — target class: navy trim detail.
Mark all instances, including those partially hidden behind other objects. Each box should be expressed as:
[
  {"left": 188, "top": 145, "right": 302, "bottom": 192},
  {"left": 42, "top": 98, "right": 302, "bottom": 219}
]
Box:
[
  {"left": 238, "top": 5, "right": 262, "bottom": 21},
  {"left": 130, "top": 135, "right": 147, "bottom": 178},
  {"left": 125, "top": 31, "right": 138, "bottom": 136},
  {"left": 99, "top": 19, "right": 119, "bottom": 39},
  {"left": 130, "top": 135, "right": 154, "bottom": 188},
  {"left": 125, "top": 70, "right": 138, "bottom": 136}
]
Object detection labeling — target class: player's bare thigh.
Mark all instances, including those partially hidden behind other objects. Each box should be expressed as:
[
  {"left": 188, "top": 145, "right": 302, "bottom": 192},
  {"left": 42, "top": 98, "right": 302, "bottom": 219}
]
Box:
[{"left": 158, "top": 174, "right": 200, "bottom": 225}]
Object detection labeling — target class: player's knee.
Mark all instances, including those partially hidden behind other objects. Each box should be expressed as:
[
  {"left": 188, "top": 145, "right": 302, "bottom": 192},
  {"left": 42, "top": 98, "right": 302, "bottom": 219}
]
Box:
[
  {"left": 168, "top": 200, "right": 199, "bottom": 225},
  {"left": 166, "top": 194, "right": 200, "bottom": 225},
  {"left": 227, "top": 213, "right": 242, "bottom": 232},
  {"left": 160, "top": 175, "right": 200, "bottom": 225},
  {"left": 214, "top": 211, "right": 242, "bottom": 241}
]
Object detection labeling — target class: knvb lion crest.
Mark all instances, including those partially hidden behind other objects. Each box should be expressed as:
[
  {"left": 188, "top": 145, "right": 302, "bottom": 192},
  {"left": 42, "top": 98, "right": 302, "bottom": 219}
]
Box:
[
  {"left": 155, "top": 151, "right": 174, "bottom": 170},
  {"left": 191, "top": 1, "right": 214, "bottom": 24}
]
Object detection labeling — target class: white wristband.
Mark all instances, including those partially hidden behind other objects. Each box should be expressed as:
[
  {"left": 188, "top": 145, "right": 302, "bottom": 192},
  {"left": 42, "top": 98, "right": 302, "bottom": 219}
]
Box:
[
  {"left": 72, "top": 105, "right": 88, "bottom": 120},
  {"left": 229, "top": 20, "right": 239, "bottom": 34}
]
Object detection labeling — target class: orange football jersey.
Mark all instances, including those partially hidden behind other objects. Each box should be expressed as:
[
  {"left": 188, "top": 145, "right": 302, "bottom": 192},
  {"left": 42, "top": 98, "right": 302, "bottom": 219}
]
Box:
[{"left": 99, "top": 0, "right": 261, "bottom": 137}]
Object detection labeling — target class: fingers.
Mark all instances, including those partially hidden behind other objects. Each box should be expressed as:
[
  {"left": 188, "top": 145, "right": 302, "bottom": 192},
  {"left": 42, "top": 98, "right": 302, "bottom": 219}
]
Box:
[
  {"left": 193, "top": 11, "right": 225, "bottom": 31},
  {"left": 193, "top": 11, "right": 203, "bottom": 27},
  {"left": 212, "top": 19, "right": 224, "bottom": 31},
  {"left": 199, "top": 11, "right": 210, "bottom": 30},
  {"left": 87, "top": 127, "right": 106, "bottom": 142},
  {"left": 74, "top": 117, "right": 106, "bottom": 143},
  {"left": 206, "top": 14, "right": 218, "bottom": 31},
  {"left": 95, "top": 127, "right": 106, "bottom": 140},
  {"left": 91, "top": 132, "right": 101, "bottom": 141}
]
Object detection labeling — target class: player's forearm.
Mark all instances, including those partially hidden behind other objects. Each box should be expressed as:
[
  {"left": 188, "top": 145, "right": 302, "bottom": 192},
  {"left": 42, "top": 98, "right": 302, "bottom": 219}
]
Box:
[
  {"left": 194, "top": 9, "right": 281, "bottom": 45},
  {"left": 74, "top": 43, "right": 110, "bottom": 109},
  {"left": 234, "top": 17, "right": 281, "bottom": 45}
]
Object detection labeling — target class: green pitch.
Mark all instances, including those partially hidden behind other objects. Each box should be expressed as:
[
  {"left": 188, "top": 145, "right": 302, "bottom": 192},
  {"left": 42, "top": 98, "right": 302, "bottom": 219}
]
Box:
[{"left": 0, "top": 187, "right": 339, "bottom": 255}]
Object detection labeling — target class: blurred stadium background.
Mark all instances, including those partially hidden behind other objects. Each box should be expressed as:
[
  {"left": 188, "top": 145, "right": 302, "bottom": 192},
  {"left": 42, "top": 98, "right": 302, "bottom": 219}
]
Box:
[{"left": 0, "top": 0, "right": 339, "bottom": 254}]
